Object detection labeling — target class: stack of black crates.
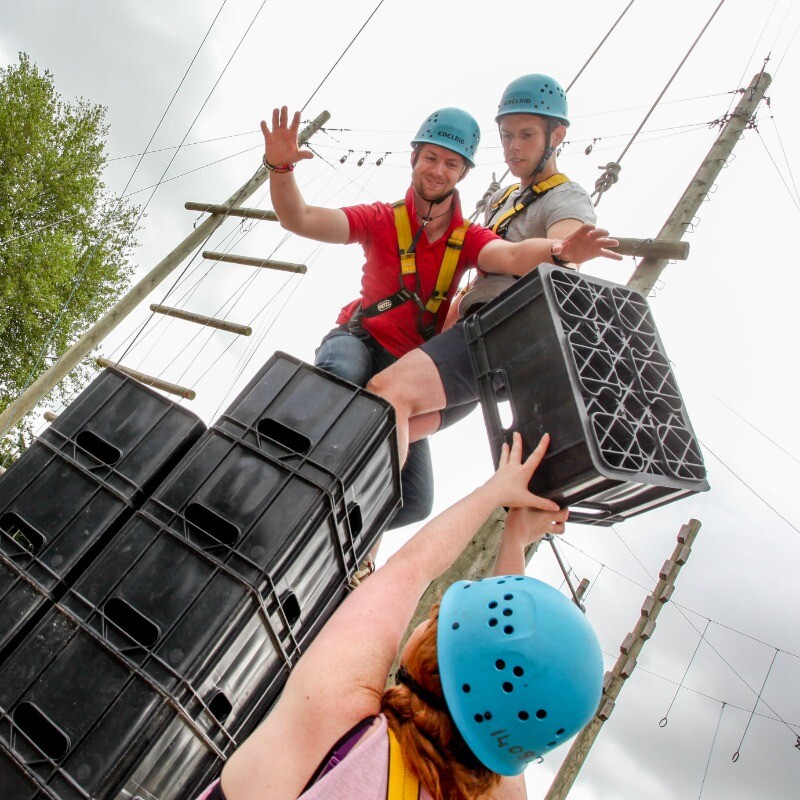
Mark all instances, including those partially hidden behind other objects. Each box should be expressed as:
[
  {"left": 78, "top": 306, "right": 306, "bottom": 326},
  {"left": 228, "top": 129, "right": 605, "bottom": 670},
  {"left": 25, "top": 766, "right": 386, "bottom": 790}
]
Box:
[
  {"left": 465, "top": 266, "right": 708, "bottom": 524},
  {"left": 0, "top": 353, "right": 401, "bottom": 800}
]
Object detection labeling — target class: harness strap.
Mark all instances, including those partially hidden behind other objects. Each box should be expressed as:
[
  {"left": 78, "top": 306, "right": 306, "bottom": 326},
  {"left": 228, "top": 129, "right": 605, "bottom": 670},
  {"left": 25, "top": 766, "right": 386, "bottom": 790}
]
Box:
[
  {"left": 387, "top": 727, "right": 421, "bottom": 800},
  {"left": 349, "top": 200, "right": 470, "bottom": 340},
  {"left": 488, "top": 173, "right": 571, "bottom": 237},
  {"left": 393, "top": 201, "right": 417, "bottom": 275},
  {"left": 425, "top": 221, "right": 469, "bottom": 315}
]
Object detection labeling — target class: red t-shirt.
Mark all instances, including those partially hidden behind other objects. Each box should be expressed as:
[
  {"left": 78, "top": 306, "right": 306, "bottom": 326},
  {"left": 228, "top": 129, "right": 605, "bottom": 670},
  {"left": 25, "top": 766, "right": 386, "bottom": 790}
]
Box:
[{"left": 336, "top": 187, "right": 498, "bottom": 358}]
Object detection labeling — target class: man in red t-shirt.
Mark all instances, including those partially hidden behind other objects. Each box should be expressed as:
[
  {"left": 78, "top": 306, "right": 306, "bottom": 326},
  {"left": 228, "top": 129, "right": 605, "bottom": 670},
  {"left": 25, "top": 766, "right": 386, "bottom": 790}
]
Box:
[{"left": 261, "top": 106, "right": 617, "bottom": 529}]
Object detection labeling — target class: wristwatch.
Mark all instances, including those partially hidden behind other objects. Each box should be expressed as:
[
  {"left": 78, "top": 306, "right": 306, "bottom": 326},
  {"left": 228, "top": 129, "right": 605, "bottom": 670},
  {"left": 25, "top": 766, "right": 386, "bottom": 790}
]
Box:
[{"left": 551, "top": 242, "right": 570, "bottom": 268}]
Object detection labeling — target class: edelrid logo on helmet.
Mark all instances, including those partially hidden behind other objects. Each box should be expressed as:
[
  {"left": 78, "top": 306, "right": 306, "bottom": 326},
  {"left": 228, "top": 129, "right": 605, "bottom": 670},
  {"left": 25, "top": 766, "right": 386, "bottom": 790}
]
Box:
[
  {"left": 504, "top": 98, "right": 532, "bottom": 106},
  {"left": 438, "top": 131, "right": 465, "bottom": 145},
  {"left": 377, "top": 299, "right": 393, "bottom": 312}
]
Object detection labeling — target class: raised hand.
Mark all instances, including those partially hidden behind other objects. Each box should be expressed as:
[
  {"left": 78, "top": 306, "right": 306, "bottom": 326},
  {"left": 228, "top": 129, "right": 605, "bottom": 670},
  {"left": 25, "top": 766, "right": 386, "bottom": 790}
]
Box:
[
  {"left": 260, "top": 106, "right": 314, "bottom": 169},
  {"left": 552, "top": 223, "right": 622, "bottom": 265},
  {"left": 483, "top": 432, "right": 561, "bottom": 512}
]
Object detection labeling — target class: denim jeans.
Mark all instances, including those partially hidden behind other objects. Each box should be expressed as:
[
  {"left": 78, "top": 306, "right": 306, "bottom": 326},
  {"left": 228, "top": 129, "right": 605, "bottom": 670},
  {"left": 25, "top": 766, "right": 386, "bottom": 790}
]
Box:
[{"left": 315, "top": 327, "right": 433, "bottom": 530}]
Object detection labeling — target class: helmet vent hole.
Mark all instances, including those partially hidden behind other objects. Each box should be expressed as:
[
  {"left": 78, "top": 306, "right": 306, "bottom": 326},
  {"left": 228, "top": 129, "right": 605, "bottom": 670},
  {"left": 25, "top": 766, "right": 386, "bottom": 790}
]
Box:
[
  {"left": 497, "top": 580, "right": 506, "bottom": 584},
  {"left": 495, "top": 659, "right": 506, "bottom": 670},
  {"left": 489, "top": 618, "right": 498, "bottom": 627},
  {"left": 518, "top": 711, "right": 530, "bottom": 721},
  {"left": 536, "top": 709, "right": 548, "bottom": 720},
  {"left": 556, "top": 728, "right": 566, "bottom": 736},
  {"left": 488, "top": 601, "right": 498, "bottom": 609},
  {"left": 503, "top": 609, "right": 513, "bottom": 617},
  {"left": 513, "top": 666, "right": 524, "bottom": 677},
  {"left": 484, "top": 711, "right": 493, "bottom": 720},
  {"left": 504, "top": 625, "right": 514, "bottom": 634},
  {"left": 451, "top": 622, "right": 460, "bottom": 630},
  {"left": 474, "top": 714, "right": 484, "bottom": 723},
  {"left": 503, "top": 593, "right": 513, "bottom": 601},
  {"left": 502, "top": 682, "right": 514, "bottom": 693},
  {"left": 462, "top": 684, "right": 471, "bottom": 694},
  {"left": 548, "top": 740, "right": 557, "bottom": 747}
]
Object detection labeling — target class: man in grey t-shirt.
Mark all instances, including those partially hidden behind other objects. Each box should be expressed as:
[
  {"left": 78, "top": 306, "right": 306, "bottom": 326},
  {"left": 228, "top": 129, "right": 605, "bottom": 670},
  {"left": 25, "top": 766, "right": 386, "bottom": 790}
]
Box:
[{"left": 365, "top": 74, "right": 620, "bottom": 516}]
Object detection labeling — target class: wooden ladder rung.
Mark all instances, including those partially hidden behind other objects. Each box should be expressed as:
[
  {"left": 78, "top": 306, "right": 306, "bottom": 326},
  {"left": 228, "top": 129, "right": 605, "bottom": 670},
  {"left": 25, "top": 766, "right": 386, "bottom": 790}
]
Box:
[
  {"left": 185, "top": 202, "right": 278, "bottom": 222},
  {"left": 43, "top": 411, "right": 59, "bottom": 423},
  {"left": 202, "top": 251, "right": 307, "bottom": 274},
  {"left": 150, "top": 304, "right": 251, "bottom": 336},
  {"left": 96, "top": 358, "right": 196, "bottom": 400},
  {"left": 611, "top": 238, "right": 690, "bottom": 261}
]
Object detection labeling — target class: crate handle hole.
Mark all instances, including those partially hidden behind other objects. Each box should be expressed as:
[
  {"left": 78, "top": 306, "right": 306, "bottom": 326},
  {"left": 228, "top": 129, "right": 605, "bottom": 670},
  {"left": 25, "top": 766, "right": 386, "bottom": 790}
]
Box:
[
  {"left": 496, "top": 399, "right": 515, "bottom": 431},
  {"left": 207, "top": 690, "right": 233, "bottom": 723},
  {"left": 0, "top": 512, "right": 45, "bottom": 554},
  {"left": 104, "top": 596, "right": 161, "bottom": 647},
  {"left": 256, "top": 418, "right": 311, "bottom": 454},
  {"left": 347, "top": 503, "right": 363, "bottom": 537},
  {"left": 13, "top": 702, "right": 71, "bottom": 760},
  {"left": 185, "top": 503, "right": 240, "bottom": 546},
  {"left": 281, "top": 590, "right": 301, "bottom": 626},
  {"left": 75, "top": 430, "right": 122, "bottom": 466}
]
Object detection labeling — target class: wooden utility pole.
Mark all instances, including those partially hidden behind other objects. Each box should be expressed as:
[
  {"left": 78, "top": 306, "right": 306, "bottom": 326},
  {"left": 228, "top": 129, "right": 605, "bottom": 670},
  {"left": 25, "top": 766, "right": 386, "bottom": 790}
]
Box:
[
  {"left": 628, "top": 71, "right": 770, "bottom": 293},
  {"left": 544, "top": 519, "right": 701, "bottom": 800},
  {"left": 0, "top": 111, "right": 330, "bottom": 438}
]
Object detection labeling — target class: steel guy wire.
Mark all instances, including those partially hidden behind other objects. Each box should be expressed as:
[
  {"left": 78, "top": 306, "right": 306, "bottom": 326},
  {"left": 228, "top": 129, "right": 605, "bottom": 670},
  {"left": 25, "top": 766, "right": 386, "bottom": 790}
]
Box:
[
  {"left": 732, "top": 648, "right": 781, "bottom": 761},
  {"left": 698, "top": 702, "right": 726, "bottom": 799},
  {"left": 659, "top": 618, "right": 712, "bottom": 727}
]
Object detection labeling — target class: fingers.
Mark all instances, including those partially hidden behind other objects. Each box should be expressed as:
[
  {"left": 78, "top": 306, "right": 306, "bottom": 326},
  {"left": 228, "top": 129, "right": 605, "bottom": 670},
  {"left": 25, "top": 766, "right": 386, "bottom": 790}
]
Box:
[
  {"left": 602, "top": 247, "right": 624, "bottom": 261},
  {"left": 522, "top": 432, "right": 550, "bottom": 474}
]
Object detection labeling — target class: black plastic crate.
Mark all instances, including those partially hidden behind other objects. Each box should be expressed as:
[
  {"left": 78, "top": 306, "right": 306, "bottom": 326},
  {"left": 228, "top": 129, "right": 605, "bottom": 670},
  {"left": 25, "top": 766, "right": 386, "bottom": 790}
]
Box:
[
  {"left": 215, "top": 351, "right": 401, "bottom": 551},
  {"left": 0, "top": 597, "right": 247, "bottom": 800},
  {"left": 0, "top": 448, "right": 131, "bottom": 656},
  {"left": 40, "top": 367, "right": 206, "bottom": 505},
  {"left": 143, "top": 427, "right": 365, "bottom": 623},
  {"left": 465, "top": 266, "right": 708, "bottom": 525}
]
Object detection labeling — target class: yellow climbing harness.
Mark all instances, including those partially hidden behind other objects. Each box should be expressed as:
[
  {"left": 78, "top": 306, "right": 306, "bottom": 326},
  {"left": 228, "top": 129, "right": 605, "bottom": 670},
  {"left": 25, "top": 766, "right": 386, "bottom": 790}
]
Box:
[
  {"left": 393, "top": 200, "right": 471, "bottom": 316},
  {"left": 387, "top": 727, "right": 421, "bottom": 800},
  {"left": 488, "top": 173, "right": 570, "bottom": 237}
]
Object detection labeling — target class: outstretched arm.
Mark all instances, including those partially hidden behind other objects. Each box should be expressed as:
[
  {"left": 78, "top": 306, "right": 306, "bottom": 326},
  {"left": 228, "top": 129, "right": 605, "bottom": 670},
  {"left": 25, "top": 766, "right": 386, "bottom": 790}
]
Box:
[
  {"left": 260, "top": 106, "right": 350, "bottom": 243},
  {"left": 477, "top": 223, "right": 621, "bottom": 275},
  {"left": 221, "top": 434, "right": 558, "bottom": 800},
  {"left": 493, "top": 505, "right": 568, "bottom": 576}
]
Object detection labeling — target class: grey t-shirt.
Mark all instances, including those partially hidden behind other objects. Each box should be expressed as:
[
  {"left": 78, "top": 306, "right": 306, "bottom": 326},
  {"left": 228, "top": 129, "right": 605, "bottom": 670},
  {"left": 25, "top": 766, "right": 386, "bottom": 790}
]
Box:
[{"left": 459, "top": 180, "right": 596, "bottom": 316}]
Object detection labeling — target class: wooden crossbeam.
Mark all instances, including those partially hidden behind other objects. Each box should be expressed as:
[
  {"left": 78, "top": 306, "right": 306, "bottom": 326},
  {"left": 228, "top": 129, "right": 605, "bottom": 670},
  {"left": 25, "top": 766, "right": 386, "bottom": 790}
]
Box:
[
  {"left": 202, "top": 251, "right": 307, "bottom": 274},
  {"left": 96, "top": 358, "right": 196, "bottom": 400},
  {"left": 185, "top": 202, "right": 278, "bottom": 222},
  {"left": 149, "top": 304, "right": 251, "bottom": 336}
]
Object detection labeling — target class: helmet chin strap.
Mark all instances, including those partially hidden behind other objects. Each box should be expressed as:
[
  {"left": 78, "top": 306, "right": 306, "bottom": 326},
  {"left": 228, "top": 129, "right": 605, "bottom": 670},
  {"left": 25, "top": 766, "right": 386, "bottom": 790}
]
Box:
[{"left": 526, "top": 118, "right": 556, "bottom": 183}]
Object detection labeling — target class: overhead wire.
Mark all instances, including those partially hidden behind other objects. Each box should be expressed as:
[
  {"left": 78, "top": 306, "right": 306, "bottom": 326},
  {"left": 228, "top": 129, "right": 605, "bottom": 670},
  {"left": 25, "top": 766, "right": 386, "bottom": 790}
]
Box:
[
  {"left": 565, "top": 0, "right": 639, "bottom": 92},
  {"left": 299, "top": 0, "right": 387, "bottom": 113},
  {"left": 698, "top": 702, "right": 726, "bottom": 798},
  {"left": 591, "top": 0, "right": 729, "bottom": 205},
  {"left": 596, "top": 529, "right": 800, "bottom": 739}
]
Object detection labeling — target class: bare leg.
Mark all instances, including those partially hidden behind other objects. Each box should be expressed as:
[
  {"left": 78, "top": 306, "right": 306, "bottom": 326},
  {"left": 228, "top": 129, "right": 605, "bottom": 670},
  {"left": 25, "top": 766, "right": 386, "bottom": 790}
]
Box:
[{"left": 367, "top": 349, "right": 447, "bottom": 467}]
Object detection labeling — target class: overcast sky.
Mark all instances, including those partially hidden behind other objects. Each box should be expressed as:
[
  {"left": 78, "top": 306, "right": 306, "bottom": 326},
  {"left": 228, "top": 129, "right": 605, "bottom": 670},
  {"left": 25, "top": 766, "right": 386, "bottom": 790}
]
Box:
[{"left": 2, "top": 1, "right": 800, "bottom": 798}]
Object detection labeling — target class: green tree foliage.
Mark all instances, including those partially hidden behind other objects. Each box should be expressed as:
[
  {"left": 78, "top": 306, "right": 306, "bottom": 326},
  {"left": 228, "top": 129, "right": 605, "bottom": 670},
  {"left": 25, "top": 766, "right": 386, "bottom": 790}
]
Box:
[{"left": 0, "top": 53, "right": 139, "bottom": 461}]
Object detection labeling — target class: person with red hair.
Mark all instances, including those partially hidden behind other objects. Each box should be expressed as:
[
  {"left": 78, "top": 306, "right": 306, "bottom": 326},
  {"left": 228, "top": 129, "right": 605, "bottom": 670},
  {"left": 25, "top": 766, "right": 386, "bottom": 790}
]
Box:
[{"left": 196, "top": 433, "right": 602, "bottom": 800}]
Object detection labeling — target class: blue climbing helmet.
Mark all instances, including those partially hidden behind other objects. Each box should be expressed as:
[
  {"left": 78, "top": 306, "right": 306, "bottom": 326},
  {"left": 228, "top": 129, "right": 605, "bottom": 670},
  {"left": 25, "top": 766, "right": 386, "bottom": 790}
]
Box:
[
  {"left": 437, "top": 576, "right": 603, "bottom": 776},
  {"left": 495, "top": 74, "right": 570, "bottom": 127},
  {"left": 411, "top": 107, "right": 481, "bottom": 168}
]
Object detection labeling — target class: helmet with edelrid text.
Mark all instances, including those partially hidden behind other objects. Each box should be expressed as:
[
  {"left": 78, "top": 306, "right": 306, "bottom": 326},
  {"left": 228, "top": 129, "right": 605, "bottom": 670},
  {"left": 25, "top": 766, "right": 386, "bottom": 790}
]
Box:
[
  {"left": 411, "top": 107, "right": 480, "bottom": 168},
  {"left": 495, "top": 74, "right": 570, "bottom": 127},
  {"left": 437, "top": 576, "right": 603, "bottom": 776}
]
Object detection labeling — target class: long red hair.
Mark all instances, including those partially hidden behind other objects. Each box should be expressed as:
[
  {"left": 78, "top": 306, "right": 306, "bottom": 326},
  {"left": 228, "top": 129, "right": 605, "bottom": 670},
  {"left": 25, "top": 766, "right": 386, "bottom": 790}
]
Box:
[{"left": 381, "top": 605, "right": 500, "bottom": 800}]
